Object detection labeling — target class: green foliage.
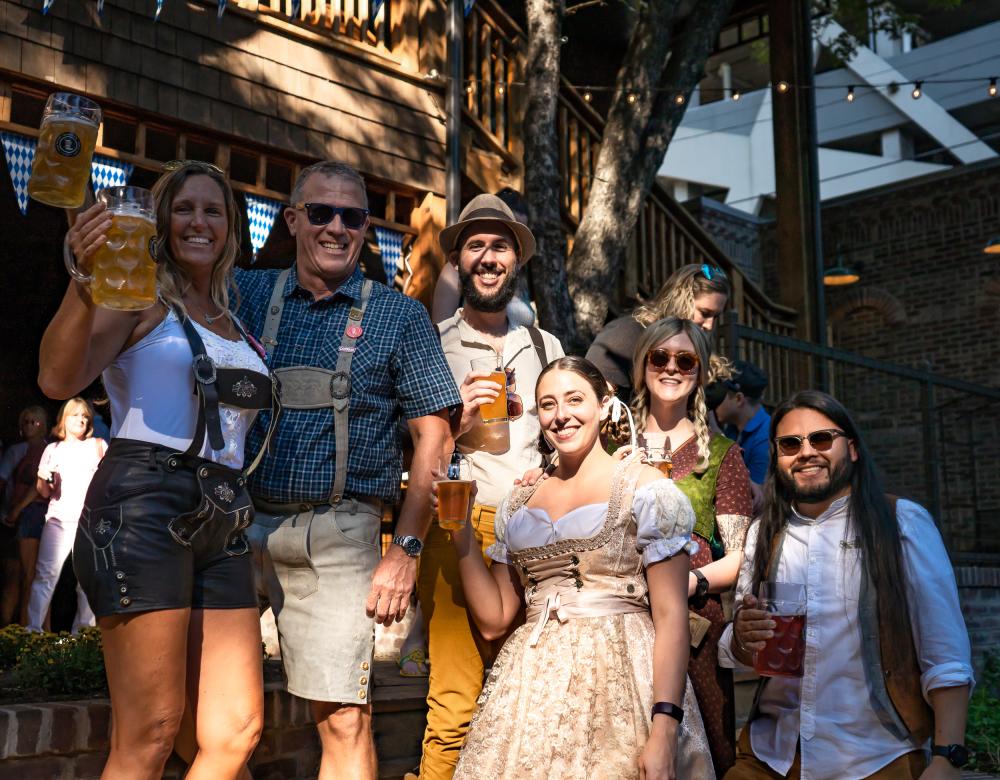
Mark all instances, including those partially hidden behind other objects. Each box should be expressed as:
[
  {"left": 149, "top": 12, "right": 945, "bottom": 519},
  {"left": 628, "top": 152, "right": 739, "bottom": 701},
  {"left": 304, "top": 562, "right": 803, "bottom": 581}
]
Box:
[
  {"left": 12, "top": 629, "right": 107, "bottom": 697},
  {"left": 968, "top": 652, "right": 1000, "bottom": 772},
  {"left": 0, "top": 625, "right": 30, "bottom": 671}
]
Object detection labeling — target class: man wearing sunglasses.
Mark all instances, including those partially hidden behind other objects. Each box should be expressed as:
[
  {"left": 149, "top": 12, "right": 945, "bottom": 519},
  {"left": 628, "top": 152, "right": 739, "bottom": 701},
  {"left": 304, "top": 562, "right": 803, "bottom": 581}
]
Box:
[
  {"left": 711, "top": 360, "right": 771, "bottom": 485},
  {"left": 719, "top": 391, "right": 972, "bottom": 780},
  {"left": 235, "top": 161, "right": 462, "bottom": 780},
  {"left": 418, "top": 193, "right": 564, "bottom": 779}
]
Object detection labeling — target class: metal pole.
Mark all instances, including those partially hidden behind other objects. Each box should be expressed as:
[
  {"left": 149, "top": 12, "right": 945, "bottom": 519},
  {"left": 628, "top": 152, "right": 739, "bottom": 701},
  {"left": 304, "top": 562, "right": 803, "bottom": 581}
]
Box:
[
  {"left": 921, "top": 378, "right": 942, "bottom": 522},
  {"left": 446, "top": 0, "right": 464, "bottom": 223}
]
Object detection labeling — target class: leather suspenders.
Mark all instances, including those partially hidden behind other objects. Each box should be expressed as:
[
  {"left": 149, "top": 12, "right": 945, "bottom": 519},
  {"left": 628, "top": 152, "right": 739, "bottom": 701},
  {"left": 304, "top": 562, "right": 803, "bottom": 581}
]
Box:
[{"left": 260, "top": 268, "right": 374, "bottom": 505}]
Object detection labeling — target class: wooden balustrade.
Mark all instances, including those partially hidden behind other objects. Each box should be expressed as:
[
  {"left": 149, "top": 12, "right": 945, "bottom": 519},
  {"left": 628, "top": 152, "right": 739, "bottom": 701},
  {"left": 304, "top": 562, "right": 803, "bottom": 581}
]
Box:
[
  {"left": 251, "top": 0, "right": 390, "bottom": 49},
  {"left": 462, "top": 2, "right": 521, "bottom": 158}
]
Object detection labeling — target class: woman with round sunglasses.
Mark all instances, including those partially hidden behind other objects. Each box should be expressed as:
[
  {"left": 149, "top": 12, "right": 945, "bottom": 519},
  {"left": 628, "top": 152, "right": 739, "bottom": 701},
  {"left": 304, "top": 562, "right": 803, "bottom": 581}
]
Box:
[
  {"left": 443, "top": 356, "right": 713, "bottom": 779},
  {"left": 38, "top": 161, "right": 277, "bottom": 779},
  {"left": 587, "top": 263, "right": 732, "bottom": 400},
  {"left": 627, "top": 317, "right": 753, "bottom": 774}
]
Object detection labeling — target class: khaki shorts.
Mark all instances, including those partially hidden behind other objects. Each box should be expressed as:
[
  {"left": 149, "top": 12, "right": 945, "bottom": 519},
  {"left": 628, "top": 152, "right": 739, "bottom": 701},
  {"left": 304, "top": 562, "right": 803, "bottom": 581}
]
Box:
[{"left": 248, "top": 498, "right": 382, "bottom": 704}]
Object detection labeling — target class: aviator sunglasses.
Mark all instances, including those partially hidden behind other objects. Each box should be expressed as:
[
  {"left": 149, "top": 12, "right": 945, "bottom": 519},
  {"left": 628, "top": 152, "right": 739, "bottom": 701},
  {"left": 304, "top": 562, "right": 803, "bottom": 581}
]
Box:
[
  {"left": 646, "top": 348, "right": 700, "bottom": 375},
  {"left": 295, "top": 202, "right": 370, "bottom": 229},
  {"left": 775, "top": 429, "right": 848, "bottom": 456}
]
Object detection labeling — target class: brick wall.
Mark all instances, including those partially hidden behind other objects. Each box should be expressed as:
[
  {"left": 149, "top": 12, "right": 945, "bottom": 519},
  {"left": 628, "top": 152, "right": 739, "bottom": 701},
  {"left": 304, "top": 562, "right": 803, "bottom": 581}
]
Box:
[{"left": 957, "top": 567, "right": 1000, "bottom": 673}]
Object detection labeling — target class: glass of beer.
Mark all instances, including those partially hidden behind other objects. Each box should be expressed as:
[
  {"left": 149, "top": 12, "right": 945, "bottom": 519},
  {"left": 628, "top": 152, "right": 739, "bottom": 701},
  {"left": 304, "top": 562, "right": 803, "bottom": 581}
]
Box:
[
  {"left": 28, "top": 92, "right": 102, "bottom": 208},
  {"left": 64, "top": 186, "right": 158, "bottom": 311},
  {"left": 641, "top": 433, "right": 673, "bottom": 477},
  {"left": 436, "top": 454, "right": 473, "bottom": 531},
  {"left": 753, "top": 582, "right": 807, "bottom": 678},
  {"left": 471, "top": 356, "right": 508, "bottom": 425}
]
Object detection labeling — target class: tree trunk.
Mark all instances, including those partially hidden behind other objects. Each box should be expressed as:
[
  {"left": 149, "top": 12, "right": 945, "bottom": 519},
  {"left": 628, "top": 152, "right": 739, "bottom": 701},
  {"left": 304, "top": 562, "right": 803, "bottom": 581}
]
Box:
[
  {"left": 567, "top": 0, "right": 735, "bottom": 348},
  {"left": 522, "top": 0, "right": 577, "bottom": 348}
]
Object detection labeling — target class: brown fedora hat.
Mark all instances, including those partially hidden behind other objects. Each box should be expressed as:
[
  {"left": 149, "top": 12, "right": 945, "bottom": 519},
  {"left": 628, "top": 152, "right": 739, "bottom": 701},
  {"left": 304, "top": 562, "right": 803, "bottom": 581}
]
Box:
[{"left": 439, "top": 193, "right": 536, "bottom": 262}]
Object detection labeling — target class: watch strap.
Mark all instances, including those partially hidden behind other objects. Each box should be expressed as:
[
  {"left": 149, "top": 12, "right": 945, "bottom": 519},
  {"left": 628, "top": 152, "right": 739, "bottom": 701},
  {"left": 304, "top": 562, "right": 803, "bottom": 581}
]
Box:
[
  {"left": 693, "top": 568, "right": 710, "bottom": 597},
  {"left": 651, "top": 701, "right": 684, "bottom": 723},
  {"left": 931, "top": 744, "right": 968, "bottom": 767}
]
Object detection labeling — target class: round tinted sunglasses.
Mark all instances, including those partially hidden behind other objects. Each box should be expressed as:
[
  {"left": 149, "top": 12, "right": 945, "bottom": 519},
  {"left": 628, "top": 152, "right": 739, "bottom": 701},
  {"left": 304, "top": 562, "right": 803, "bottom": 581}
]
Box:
[
  {"left": 295, "top": 202, "right": 370, "bottom": 229},
  {"left": 775, "top": 429, "right": 847, "bottom": 456},
  {"left": 646, "top": 348, "right": 699, "bottom": 375}
]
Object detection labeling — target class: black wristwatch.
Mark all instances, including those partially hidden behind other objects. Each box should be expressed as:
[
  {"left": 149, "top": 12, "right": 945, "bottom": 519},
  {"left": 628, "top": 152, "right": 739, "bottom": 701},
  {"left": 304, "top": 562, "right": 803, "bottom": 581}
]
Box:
[
  {"left": 931, "top": 744, "right": 969, "bottom": 768},
  {"left": 392, "top": 535, "right": 423, "bottom": 558},
  {"left": 692, "top": 569, "right": 710, "bottom": 598},
  {"left": 651, "top": 701, "right": 684, "bottom": 723}
]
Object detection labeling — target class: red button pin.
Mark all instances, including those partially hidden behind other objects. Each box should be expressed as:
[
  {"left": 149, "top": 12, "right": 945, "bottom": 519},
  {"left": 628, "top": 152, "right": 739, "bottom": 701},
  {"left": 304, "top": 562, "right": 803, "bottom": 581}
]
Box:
[{"left": 346, "top": 325, "right": 363, "bottom": 339}]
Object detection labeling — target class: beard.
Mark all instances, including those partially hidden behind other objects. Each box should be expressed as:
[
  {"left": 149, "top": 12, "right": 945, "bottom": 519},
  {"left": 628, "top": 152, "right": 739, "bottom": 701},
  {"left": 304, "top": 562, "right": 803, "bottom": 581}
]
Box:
[
  {"left": 459, "top": 263, "right": 520, "bottom": 313},
  {"left": 778, "top": 456, "right": 854, "bottom": 503}
]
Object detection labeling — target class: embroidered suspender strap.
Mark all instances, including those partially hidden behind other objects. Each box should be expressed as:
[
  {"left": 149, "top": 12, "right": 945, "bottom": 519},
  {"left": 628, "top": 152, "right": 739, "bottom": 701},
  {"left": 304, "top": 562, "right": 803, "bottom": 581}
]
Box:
[
  {"left": 329, "top": 279, "right": 373, "bottom": 505},
  {"left": 230, "top": 315, "right": 283, "bottom": 478},
  {"left": 527, "top": 325, "right": 548, "bottom": 368},
  {"left": 176, "top": 310, "right": 227, "bottom": 454},
  {"left": 261, "top": 268, "right": 292, "bottom": 360}
]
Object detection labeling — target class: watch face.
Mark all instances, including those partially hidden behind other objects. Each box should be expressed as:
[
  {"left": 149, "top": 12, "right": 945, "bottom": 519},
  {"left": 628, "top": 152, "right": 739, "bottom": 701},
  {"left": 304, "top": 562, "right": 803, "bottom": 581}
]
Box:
[
  {"left": 950, "top": 745, "right": 970, "bottom": 767},
  {"left": 397, "top": 536, "right": 422, "bottom": 556}
]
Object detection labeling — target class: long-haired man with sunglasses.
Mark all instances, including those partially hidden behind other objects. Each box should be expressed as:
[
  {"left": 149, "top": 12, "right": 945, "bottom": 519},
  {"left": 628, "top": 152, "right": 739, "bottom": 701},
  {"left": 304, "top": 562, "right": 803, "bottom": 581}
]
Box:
[
  {"left": 418, "top": 194, "right": 564, "bottom": 779},
  {"left": 719, "top": 390, "right": 973, "bottom": 780},
  {"left": 235, "top": 161, "right": 462, "bottom": 780}
]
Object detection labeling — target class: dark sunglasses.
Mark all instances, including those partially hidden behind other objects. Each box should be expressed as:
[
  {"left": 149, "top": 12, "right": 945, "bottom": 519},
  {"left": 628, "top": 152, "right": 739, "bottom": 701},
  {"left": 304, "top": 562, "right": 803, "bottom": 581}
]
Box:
[
  {"left": 646, "top": 349, "right": 700, "bottom": 375},
  {"left": 775, "top": 429, "right": 847, "bottom": 456},
  {"left": 295, "top": 202, "right": 370, "bottom": 229}
]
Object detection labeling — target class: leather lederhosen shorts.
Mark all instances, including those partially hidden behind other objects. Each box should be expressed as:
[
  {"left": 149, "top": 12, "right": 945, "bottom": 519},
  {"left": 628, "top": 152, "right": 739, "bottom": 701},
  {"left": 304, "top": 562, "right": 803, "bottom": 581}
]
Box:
[{"left": 74, "top": 438, "right": 257, "bottom": 617}]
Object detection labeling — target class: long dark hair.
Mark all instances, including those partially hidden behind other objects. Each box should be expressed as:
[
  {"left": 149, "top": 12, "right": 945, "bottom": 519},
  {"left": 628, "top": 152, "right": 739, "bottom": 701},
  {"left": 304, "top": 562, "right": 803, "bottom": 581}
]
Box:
[{"left": 752, "top": 391, "right": 912, "bottom": 649}]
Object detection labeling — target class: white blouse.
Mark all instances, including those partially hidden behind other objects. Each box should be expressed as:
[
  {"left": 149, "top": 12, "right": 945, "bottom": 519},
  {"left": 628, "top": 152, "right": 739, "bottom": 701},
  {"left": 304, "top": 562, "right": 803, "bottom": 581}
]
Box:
[{"left": 488, "top": 480, "right": 697, "bottom": 566}]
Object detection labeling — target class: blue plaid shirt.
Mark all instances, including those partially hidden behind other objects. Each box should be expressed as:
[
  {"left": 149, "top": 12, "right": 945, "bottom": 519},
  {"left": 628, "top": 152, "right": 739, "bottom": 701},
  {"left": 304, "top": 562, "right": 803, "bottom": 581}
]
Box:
[{"left": 235, "top": 265, "right": 461, "bottom": 503}]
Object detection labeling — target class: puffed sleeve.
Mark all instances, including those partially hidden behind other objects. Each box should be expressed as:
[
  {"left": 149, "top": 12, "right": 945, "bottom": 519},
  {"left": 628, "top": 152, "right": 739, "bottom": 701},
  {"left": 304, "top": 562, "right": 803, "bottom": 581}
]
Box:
[
  {"left": 715, "top": 444, "right": 753, "bottom": 553},
  {"left": 484, "top": 491, "right": 512, "bottom": 564},
  {"left": 634, "top": 480, "right": 698, "bottom": 567}
]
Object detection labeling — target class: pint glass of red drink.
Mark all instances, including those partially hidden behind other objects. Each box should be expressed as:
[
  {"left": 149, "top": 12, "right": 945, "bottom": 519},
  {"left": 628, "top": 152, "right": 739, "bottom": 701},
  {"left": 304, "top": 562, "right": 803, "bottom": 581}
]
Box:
[{"left": 753, "top": 582, "right": 807, "bottom": 678}]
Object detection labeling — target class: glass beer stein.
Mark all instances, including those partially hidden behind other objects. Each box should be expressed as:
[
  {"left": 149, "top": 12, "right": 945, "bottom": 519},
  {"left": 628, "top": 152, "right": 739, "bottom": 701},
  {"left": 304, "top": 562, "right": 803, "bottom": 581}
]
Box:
[
  {"left": 65, "top": 187, "right": 158, "bottom": 311},
  {"left": 436, "top": 453, "right": 473, "bottom": 531},
  {"left": 28, "top": 93, "right": 102, "bottom": 208}
]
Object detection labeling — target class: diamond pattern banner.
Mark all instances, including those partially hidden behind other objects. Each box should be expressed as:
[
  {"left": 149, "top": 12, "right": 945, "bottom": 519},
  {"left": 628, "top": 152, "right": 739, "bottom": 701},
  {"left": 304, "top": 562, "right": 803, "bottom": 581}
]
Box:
[
  {"left": 375, "top": 226, "right": 405, "bottom": 285},
  {"left": 155, "top": 0, "right": 165, "bottom": 20},
  {"left": 464, "top": 0, "right": 475, "bottom": 16},
  {"left": 91, "top": 154, "right": 133, "bottom": 193},
  {"left": 245, "top": 194, "right": 282, "bottom": 258},
  {"left": 217, "top": 0, "right": 226, "bottom": 19},
  {"left": 97, "top": 0, "right": 105, "bottom": 13},
  {"left": 42, "top": 0, "right": 55, "bottom": 13},
  {"left": 1, "top": 132, "right": 37, "bottom": 216}
]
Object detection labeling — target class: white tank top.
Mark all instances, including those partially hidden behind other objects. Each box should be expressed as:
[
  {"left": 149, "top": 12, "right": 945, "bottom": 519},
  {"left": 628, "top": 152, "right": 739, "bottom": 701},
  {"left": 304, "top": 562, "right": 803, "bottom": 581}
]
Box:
[{"left": 103, "top": 310, "right": 269, "bottom": 469}]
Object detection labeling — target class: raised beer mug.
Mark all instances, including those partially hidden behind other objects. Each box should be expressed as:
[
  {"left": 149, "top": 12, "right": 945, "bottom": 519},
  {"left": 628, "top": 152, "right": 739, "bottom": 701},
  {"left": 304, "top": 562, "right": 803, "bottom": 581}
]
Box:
[
  {"left": 28, "top": 93, "right": 102, "bottom": 208},
  {"left": 64, "top": 186, "right": 158, "bottom": 311},
  {"left": 436, "top": 453, "right": 473, "bottom": 531}
]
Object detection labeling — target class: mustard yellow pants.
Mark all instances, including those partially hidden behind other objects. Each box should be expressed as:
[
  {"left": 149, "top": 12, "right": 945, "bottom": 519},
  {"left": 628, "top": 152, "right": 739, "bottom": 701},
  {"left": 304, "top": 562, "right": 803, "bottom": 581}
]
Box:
[{"left": 416, "top": 504, "right": 499, "bottom": 780}]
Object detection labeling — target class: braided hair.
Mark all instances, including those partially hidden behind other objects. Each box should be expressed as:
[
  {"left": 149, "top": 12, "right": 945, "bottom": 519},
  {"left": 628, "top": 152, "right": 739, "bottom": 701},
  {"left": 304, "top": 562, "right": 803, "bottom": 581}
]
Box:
[{"left": 625, "top": 317, "right": 714, "bottom": 473}]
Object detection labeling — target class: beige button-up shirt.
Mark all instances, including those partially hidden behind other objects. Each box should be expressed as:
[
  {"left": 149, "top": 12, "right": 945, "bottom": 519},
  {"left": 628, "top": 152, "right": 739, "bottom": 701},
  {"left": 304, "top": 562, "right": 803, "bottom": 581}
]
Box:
[{"left": 438, "top": 310, "right": 564, "bottom": 508}]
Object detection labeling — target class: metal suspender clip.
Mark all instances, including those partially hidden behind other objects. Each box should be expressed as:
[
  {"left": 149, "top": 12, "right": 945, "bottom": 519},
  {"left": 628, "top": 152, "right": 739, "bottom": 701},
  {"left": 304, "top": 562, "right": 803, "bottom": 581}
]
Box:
[
  {"left": 192, "top": 355, "right": 218, "bottom": 385},
  {"left": 330, "top": 371, "right": 351, "bottom": 400}
]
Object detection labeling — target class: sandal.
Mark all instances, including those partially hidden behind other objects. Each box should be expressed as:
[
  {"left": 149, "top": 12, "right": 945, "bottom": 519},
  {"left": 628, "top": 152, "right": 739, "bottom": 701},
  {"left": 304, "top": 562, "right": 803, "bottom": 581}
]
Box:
[{"left": 397, "top": 647, "right": 429, "bottom": 677}]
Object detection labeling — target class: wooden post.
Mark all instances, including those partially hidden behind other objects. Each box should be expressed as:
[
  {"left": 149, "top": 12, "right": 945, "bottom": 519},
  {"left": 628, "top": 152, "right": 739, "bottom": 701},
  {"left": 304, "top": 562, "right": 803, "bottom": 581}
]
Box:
[
  {"left": 768, "top": 0, "right": 827, "bottom": 389},
  {"left": 406, "top": 192, "right": 447, "bottom": 311}
]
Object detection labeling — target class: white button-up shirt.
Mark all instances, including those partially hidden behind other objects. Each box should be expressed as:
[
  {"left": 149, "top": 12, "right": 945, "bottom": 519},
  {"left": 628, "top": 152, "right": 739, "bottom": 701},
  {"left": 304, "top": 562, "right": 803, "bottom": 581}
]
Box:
[{"left": 719, "top": 495, "right": 974, "bottom": 780}]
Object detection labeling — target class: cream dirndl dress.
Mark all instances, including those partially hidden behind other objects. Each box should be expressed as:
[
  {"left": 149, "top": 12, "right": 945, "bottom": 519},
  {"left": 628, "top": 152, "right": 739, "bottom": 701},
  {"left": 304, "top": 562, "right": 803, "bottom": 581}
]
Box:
[{"left": 453, "top": 460, "right": 715, "bottom": 779}]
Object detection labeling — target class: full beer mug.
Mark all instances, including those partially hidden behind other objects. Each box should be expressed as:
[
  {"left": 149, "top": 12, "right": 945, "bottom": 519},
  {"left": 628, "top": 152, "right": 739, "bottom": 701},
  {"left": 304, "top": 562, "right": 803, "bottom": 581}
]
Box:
[
  {"left": 436, "top": 454, "right": 473, "bottom": 531},
  {"left": 65, "top": 187, "right": 158, "bottom": 311},
  {"left": 28, "top": 93, "right": 102, "bottom": 208}
]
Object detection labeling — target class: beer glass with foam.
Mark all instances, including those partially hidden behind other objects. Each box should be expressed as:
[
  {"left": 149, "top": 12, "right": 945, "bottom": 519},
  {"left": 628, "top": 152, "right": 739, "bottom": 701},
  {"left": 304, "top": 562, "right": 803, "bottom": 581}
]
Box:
[
  {"left": 65, "top": 186, "right": 157, "bottom": 311},
  {"left": 28, "top": 93, "right": 101, "bottom": 208},
  {"left": 470, "top": 356, "right": 508, "bottom": 425},
  {"left": 436, "top": 454, "right": 473, "bottom": 531},
  {"left": 753, "top": 582, "right": 807, "bottom": 678}
]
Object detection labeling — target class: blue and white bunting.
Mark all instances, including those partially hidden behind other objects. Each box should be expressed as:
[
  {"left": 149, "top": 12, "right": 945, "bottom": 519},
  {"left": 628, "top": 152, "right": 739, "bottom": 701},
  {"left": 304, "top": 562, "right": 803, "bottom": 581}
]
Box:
[
  {"left": 375, "top": 226, "right": 405, "bottom": 285},
  {"left": 371, "top": 0, "right": 384, "bottom": 19},
  {"left": 464, "top": 0, "right": 475, "bottom": 17},
  {"left": 217, "top": 0, "right": 226, "bottom": 19},
  {"left": 290, "top": 0, "right": 301, "bottom": 18},
  {"left": 1, "top": 132, "right": 37, "bottom": 216},
  {"left": 245, "top": 194, "right": 282, "bottom": 258},
  {"left": 42, "top": 0, "right": 56, "bottom": 14},
  {"left": 91, "top": 154, "right": 133, "bottom": 193},
  {"left": 155, "top": 0, "right": 165, "bottom": 20},
  {"left": 97, "top": 0, "right": 105, "bottom": 13}
]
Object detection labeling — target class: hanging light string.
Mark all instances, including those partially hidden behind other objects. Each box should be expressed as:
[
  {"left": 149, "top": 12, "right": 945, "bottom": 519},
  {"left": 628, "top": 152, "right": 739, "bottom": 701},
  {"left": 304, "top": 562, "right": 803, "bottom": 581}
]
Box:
[{"left": 434, "top": 72, "right": 1000, "bottom": 102}]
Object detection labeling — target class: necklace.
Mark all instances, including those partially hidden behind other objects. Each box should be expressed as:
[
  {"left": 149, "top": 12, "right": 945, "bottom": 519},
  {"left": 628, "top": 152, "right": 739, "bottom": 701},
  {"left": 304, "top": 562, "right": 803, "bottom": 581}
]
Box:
[{"left": 187, "top": 297, "right": 226, "bottom": 325}]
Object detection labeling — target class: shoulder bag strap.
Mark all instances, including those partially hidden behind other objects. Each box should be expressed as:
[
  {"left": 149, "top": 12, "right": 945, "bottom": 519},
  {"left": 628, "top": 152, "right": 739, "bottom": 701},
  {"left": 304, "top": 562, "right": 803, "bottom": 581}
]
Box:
[
  {"left": 328, "top": 279, "right": 373, "bottom": 505},
  {"left": 527, "top": 325, "right": 548, "bottom": 368},
  {"left": 260, "top": 268, "right": 292, "bottom": 361}
]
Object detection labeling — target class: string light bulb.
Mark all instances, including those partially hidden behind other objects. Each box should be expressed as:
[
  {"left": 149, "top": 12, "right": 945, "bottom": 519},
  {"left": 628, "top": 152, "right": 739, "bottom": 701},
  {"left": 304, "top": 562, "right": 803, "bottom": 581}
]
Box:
[
  {"left": 627, "top": 93, "right": 637, "bottom": 104},
  {"left": 732, "top": 89, "right": 741, "bottom": 101},
  {"left": 673, "top": 93, "right": 686, "bottom": 106},
  {"left": 497, "top": 84, "right": 506, "bottom": 96},
  {"left": 776, "top": 81, "right": 790, "bottom": 93},
  {"left": 846, "top": 85, "right": 855, "bottom": 102},
  {"left": 990, "top": 78, "right": 998, "bottom": 97},
  {"left": 583, "top": 91, "right": 593, "bottom": 103},
  {"left": 911, "top": 81, "right": 922, "bottom": 99},
  {"left": 466, "top": 84, "right": 474, "bottom": 94}
]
